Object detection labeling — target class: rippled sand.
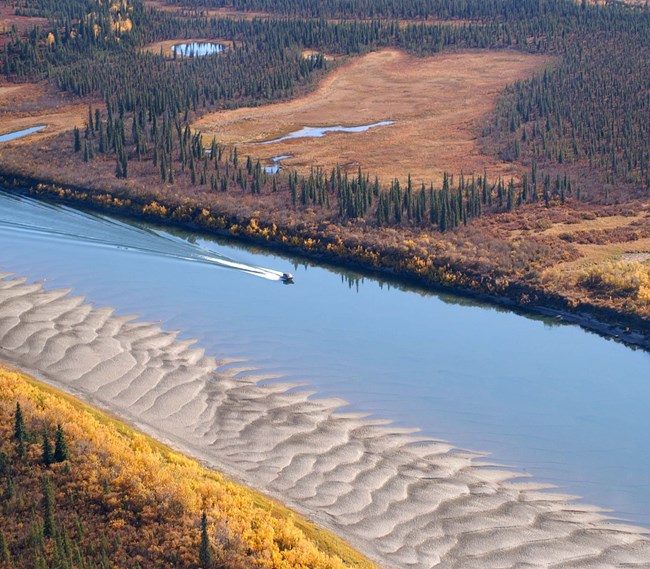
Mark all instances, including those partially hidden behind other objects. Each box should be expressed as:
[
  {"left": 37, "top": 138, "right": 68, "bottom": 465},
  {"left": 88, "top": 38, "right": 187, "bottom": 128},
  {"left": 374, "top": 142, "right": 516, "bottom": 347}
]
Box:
[{"left": 0, "top": 273, "right": 648, "bottom": 568}]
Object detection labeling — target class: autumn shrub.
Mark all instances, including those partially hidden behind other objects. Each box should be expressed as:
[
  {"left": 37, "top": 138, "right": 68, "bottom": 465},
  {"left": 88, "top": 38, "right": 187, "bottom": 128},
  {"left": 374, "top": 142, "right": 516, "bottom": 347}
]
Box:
[
  {"left": 577, "top": 261, "right": 650, "bottom": 302},
  {"left": 0, "top": 367, "right": 372, "bottom": 569}
]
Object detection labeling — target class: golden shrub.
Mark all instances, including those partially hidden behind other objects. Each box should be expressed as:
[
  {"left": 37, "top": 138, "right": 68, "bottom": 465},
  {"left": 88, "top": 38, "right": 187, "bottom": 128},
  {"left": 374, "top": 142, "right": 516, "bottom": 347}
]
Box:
[
  {"left": 577, "top": 260, "right": 650, "bottom": 302},
  {"left": 0, "top": 367, "right": 372, "bottom": 569}
]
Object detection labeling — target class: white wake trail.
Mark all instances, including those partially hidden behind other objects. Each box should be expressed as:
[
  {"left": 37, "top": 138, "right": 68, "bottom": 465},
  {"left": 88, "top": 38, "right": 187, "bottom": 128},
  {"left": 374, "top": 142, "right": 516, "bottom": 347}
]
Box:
[{"left": 0, "top": 191, "right": 289, "bottom": 281}]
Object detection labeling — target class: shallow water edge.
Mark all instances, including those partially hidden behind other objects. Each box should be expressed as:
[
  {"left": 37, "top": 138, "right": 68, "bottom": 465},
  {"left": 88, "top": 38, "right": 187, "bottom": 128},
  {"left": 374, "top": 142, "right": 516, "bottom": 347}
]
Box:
[
  {"left": 1, "top": 171, "right": 648, "bottom": 354},
  {"left": 1, "top": 274, "right": 648, "bottom": 568},
  {"left": 260, "top": 121, "right": 395, "bottom": 145}
]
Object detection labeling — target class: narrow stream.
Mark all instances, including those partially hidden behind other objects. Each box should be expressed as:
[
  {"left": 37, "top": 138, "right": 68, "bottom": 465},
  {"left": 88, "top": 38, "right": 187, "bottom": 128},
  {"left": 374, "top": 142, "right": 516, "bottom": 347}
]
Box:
[
  {"left": 0, "top": 125, "right": 46, "bottom": 143},
  {"left": 263, "top": 155, "right": 293, "bottom": 174}
]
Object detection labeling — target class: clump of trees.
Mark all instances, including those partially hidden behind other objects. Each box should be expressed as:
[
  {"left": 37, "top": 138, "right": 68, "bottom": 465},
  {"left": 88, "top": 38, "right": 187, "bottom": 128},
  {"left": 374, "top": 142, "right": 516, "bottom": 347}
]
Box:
[
  {"left": 1, "top": 0, "right": 648, "bottom": 229},
  {"left": 71, "top": 100, "right": 580, "bottom": 232},
  {"left": 0, "top": 369, "right": 361, "bottom": 569}
]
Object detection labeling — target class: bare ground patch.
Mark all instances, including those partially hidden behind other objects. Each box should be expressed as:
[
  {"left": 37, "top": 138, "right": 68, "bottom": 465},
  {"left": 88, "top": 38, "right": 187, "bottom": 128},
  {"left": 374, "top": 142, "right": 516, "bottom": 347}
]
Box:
[
  {"left": 194, "top": 49, "right": 550, "bottom": 185},
  {"left": 537, "top": 212, "right": 649, "bottom": 237},
  {"left": 622, "top": 252, "right": 650, "bottom": 263},
  {"left": 301, "top": 49, "right": 337, "bottom": 61}
]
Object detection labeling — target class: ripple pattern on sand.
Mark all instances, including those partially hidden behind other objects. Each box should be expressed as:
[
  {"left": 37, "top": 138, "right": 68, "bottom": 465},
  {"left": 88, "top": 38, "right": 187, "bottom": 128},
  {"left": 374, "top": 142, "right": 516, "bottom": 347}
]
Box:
[{"left": 0, "top": 274, "right": 648, "bottom": 569}]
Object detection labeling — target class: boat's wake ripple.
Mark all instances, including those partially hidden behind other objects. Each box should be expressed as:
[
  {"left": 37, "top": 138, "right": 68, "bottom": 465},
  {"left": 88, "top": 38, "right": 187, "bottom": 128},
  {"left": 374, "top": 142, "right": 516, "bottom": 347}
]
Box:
[{"left": 0, "top": 190, "right": 284, "bottom": 281}]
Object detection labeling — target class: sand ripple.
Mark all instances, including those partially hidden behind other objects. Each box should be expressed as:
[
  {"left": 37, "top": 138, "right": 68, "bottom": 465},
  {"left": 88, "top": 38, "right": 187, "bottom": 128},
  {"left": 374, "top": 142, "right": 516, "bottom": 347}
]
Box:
[{"left": 0, "top": 274, "right": 648, "bottom": 568}]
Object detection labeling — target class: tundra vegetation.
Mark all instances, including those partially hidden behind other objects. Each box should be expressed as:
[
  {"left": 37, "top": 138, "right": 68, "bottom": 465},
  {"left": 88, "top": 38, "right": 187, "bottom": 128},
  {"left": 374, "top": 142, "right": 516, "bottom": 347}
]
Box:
[{"left": 0, "top": 0, "right": 648, "bottom": 331}]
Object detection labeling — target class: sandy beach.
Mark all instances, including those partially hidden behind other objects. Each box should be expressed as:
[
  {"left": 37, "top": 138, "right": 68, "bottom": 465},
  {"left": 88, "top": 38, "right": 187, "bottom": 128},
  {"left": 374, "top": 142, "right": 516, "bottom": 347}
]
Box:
[{"left": 0, "top": 272, "right": 649, "bottom": 568}]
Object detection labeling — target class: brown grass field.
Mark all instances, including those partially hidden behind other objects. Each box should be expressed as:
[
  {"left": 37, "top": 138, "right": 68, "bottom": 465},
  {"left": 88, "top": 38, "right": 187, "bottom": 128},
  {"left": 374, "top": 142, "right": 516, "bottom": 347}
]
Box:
[
  {"left": 538, "top": 207, "right": 650, "bottom": 285},
  {"left": 0, "top": 5, "right": 48, "bottom": 48},
  {"left": 143, "top": 0, "right": 273, "bottom": 19},
  {"left": 0, "top": 80, "right": 89, "bottom": 145},
  {"left": 194, "top": 49, "right": 550, "bottom": 185}
]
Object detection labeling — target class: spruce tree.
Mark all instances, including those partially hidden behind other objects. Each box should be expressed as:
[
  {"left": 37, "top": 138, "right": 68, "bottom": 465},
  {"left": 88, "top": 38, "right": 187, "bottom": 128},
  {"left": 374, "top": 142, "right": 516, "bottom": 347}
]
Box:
[
  {"left": 4, "top": 475, "right": 16, "bottom": 501},
  {"left": 13, "top": 403, "right": 25, "bottom": 442},
  {"left": 0, "top": 452, "right": 8, "bottom": 477},
  {"left": 13, "top": 403, "right": 26, "bottom": 458},
  {"left": 0, "top": 530, "right": 11, "bottom": 567},
  {"left": 199, "top": 512, "right": 213, "bottom": 568},
  {"left": 54, "top": 425, "right": 69, "bottom": 463},
  {"left": 42, "top": 478, "right": 56, "bottom": 538},
  {"left": 42, "top": 428, "right": 53, "bottom": 467},
  {"left": 73, "top": 127, "right": 81, "bottom": 152}
]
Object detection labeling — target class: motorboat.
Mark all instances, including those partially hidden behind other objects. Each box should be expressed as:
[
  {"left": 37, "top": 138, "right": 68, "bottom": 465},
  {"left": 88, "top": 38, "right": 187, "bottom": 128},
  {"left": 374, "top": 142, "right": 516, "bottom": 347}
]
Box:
[{"left": 280, "top": 272, "right": 294, "bottom": 282}]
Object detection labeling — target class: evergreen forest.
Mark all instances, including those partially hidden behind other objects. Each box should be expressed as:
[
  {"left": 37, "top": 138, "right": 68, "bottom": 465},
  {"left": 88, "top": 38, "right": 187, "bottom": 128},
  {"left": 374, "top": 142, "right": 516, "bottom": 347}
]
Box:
[{"left": 2, "top": 0, "right": 649, "bottom": 233}]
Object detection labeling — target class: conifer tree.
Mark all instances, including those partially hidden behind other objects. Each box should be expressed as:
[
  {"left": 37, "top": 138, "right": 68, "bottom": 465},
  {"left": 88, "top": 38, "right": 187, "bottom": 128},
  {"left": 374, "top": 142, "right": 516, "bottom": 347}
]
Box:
[
  {"left": 42, "top": 478, "right": 56, "bottom": 538},
  {"left": 13, "top": 403, "right": 25, "bottom": 442},
  {"left": 54, "top": 425, "right": 69, "bottom": 463},
  {"left": 3, "top": 475, "right": 16, "bottom": 501},
  {"left": 199, "top": 512, "right": 213, "bottom": 568},
  {"left": 73, "top": 127, "right": 81, "bottom": 153},
  {"left": 0, "top": 530, "right": 11, "bottom": 567},
  {"left": 13, "top": 403, "right": 26, "bottom": 458},
  {"left": 0, "top": 451, "right": 8, "bottom": 477},
  {"left": 42, "top": 428, "right": 53, "bottom": 467}
]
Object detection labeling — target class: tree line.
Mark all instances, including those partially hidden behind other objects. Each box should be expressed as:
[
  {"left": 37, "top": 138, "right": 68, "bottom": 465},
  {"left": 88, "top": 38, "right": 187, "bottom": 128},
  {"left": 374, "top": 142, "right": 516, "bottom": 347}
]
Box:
[
  {"left": 160, "top": 0, "right": 597, "bottom": 21},
  {"left": 2, "top": 0, "right": 648, "bottom": 225},
  {"left": 73, "top": 102, "right": 580, "bottom": 232}
]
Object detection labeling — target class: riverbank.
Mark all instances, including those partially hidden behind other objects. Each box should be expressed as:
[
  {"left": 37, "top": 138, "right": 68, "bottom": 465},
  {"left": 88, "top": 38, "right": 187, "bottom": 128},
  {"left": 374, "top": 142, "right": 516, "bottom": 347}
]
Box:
[
  {"left": 1, "top": 271, "right": 650, "bottom": 568},
  {"left": 0, "top": 363, "right": 372, "bottom": 569},
  {"left": 1, "top": 171, "right": 648, "bottom": 352}
]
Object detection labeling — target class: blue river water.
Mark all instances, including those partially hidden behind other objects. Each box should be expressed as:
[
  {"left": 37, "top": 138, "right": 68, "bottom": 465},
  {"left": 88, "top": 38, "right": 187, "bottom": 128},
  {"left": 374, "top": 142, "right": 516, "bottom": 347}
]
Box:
[{"left": 0, "top": 188, "right": 648, "bottom": 525}]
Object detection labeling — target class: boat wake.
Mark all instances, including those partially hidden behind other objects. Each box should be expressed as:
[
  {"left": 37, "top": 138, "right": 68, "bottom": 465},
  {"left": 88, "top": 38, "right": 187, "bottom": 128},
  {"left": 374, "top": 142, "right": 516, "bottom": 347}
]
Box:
[{"left": 0, "top": 190, "right": 287, "bottom": 281}]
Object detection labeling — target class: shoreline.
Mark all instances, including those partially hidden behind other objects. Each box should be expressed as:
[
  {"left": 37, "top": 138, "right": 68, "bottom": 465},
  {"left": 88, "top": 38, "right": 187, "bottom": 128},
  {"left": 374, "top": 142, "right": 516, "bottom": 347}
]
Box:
[
  {"left": 0, "top": 272, "right": 649, "bottom": 568},
  {"left": 1, "top": 171, "right": 648, "bottom": 353},
  {"left": 0, "top": 361, "right": 376, "bottom": 569}
]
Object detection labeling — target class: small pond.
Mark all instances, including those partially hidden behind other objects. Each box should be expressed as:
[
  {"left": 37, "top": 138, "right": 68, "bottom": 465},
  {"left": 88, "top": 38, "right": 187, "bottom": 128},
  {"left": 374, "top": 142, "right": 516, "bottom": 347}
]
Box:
[
  {"left": 263, "top": 155, "right": 292, "bottom": 174},
  {"left": 261, "top": 120, "right": 395, "bottom": 144},
  {"left": 172, "top": 42, "right": 226, "bottom": 57}
]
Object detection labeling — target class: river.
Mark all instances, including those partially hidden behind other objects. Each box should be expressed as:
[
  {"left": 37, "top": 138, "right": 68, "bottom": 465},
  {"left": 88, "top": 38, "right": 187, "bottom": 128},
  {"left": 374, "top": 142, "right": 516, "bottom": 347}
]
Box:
[{"left": 1, "top": 187, "right": 649, "bottom": 526}]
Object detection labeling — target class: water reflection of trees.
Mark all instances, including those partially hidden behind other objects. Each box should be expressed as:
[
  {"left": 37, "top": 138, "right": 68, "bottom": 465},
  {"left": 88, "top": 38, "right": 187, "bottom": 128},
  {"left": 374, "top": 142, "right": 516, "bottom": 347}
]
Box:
[{"left": 127, "top": 214, "right": 569, "bottom": 328}]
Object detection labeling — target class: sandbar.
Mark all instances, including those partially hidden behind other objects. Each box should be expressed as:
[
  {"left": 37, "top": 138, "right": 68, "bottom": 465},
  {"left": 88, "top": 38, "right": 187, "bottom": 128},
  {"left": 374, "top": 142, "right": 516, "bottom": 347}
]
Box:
[{"left": 0, "top": 272, "right": 648, "bottom": 568}]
